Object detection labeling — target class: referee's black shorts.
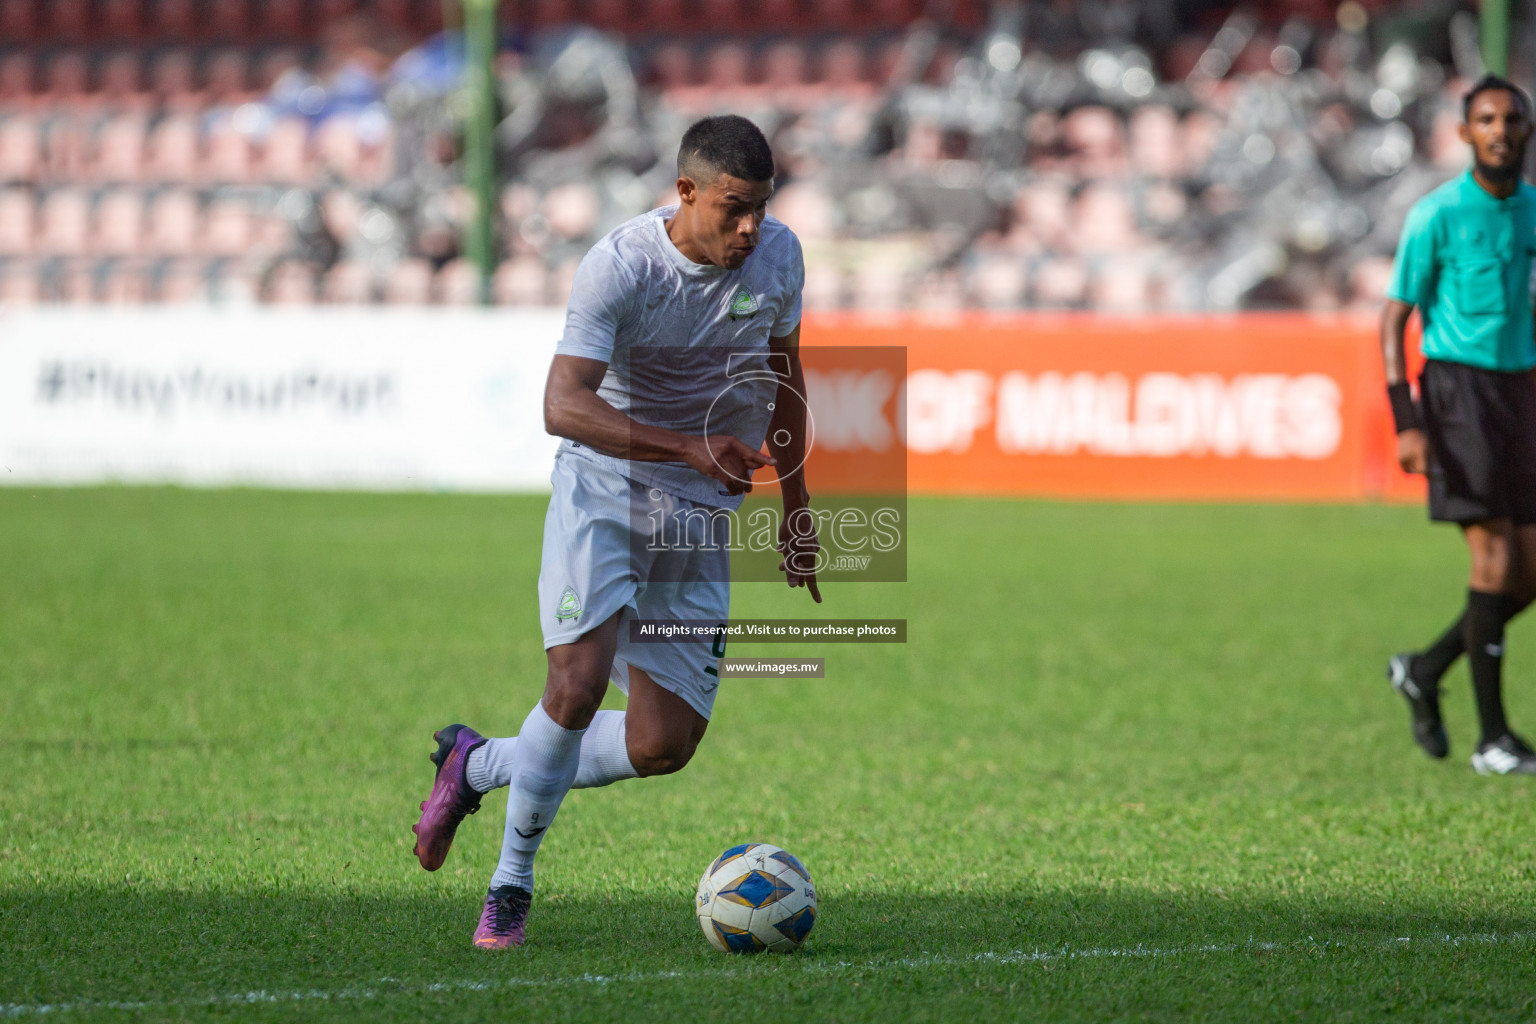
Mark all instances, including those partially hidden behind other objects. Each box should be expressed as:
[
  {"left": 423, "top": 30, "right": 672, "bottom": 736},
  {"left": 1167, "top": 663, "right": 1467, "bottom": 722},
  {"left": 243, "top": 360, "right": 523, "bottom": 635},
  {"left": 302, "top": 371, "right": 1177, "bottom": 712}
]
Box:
[{"left": 1420, "top": 358, "right": 1536, "bottom": 525}]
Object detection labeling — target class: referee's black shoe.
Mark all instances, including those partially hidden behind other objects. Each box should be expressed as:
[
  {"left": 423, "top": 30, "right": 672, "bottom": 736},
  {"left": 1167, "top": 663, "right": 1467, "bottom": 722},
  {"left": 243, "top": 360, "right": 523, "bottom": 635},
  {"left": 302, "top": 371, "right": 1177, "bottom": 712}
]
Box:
[
  {"left": 1387, "top": 652, "right": 1449, "bottom": 759},
  {"left": 1471, "top": 733, "right": 1536, "bottom": 775}
]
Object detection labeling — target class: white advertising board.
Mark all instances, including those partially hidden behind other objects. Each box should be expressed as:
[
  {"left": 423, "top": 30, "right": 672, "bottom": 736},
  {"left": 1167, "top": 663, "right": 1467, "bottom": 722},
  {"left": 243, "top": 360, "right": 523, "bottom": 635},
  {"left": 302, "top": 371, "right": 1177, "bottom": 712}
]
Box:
[{"left": 0, "top": 308, "right": 564, "bottom": 491}]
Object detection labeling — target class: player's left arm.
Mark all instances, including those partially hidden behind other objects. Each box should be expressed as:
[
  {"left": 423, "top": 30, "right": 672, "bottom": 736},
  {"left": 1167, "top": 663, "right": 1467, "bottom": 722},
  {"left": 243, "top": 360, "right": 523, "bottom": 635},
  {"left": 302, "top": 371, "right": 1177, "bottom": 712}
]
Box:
[
  {"left": 764, "top": 232, "right": 819, "bottom": 602},
  {"left": 767, "top": 324, "right": 821, "bottom": 604}
]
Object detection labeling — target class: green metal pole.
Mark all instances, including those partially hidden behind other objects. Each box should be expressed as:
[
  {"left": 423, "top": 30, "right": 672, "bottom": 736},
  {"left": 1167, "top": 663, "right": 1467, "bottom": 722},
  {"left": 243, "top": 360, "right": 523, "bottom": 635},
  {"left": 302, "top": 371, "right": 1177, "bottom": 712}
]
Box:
[
  {"left": 461, "top": 0, "right": 498, "bottom": 305},
  {"left": 1482, "top": 0, "right": 1509, "bottom": 76}
]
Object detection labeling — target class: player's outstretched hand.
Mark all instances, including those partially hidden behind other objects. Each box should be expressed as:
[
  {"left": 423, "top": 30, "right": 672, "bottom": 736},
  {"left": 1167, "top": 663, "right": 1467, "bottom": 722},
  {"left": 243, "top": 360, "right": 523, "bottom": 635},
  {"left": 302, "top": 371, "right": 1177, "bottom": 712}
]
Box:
[
  {"left": 1397, "top": 427, "right": 1428, "bottom": 475},
  {"left": 687, "top": 435, "right": 773, "bottom": 495},
  {"left": 777, "top": 505, "right": 822, "bottom": 603}
]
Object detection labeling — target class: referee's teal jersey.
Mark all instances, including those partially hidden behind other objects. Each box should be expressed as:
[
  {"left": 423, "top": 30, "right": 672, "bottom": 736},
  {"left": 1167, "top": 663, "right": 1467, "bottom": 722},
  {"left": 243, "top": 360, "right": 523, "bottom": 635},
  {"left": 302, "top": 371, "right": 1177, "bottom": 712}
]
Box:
[{"left": 1387, "top": 171, "right": 1536, "bottom": 372}]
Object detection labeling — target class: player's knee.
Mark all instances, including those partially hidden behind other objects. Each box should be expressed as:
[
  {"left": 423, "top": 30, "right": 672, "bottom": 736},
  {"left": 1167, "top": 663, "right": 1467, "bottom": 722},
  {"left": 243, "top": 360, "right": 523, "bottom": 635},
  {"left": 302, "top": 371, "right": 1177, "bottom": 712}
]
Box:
[
  {"left": 542, "top": 667, "right": 607, "bottom": 727},
  {"left": 628, "top": 736, "right": 696, "bottom": 777}
]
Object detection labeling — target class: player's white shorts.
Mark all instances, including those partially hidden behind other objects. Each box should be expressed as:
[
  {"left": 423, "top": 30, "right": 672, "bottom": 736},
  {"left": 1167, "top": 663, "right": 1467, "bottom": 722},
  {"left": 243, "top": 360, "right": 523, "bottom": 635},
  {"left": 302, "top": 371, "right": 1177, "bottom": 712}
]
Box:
[{"left": 538, "top": 453, "right": 730, "bottom": 720}]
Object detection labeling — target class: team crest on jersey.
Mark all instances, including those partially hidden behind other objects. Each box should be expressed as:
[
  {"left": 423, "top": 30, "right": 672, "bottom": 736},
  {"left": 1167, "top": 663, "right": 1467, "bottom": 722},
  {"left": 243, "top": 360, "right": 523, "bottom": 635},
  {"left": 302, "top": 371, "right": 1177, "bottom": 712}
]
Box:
[
  {"left": 555, "top": 586, "right": 583, "bottom": 621},
  {"left": 728, "top": 286, "right": 759, "bottom": 319}
]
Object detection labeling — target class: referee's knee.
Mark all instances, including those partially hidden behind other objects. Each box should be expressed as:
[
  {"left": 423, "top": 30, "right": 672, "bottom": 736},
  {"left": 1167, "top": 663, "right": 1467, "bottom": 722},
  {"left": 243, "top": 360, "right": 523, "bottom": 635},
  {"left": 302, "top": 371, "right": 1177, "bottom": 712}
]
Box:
[{"left": 1468, "top": 525, "right": 1515, "bottom": 592}]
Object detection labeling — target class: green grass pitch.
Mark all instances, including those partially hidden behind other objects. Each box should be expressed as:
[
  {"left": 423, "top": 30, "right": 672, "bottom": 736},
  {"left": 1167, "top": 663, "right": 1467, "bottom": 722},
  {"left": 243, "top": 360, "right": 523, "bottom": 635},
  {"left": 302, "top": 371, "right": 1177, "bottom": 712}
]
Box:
[{"left": 3, "top": 487, "right": 1536, "bottom": 1021}]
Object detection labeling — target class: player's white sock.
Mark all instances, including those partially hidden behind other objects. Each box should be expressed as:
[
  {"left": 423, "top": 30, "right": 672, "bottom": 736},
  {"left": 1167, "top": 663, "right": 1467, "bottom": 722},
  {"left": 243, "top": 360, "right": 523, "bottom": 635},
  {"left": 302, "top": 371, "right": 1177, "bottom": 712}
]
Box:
[
  {"left": 572, "top": 709, "right": 638, "bottom": 788},
  {"left": 465, "top": 738, "right": 513, "bottom": 793},
  {"left": 490, "top": 702, "right": 584, "bottom": 892},
  {"left": 465, "top": 710, "right": 637, "bottom": 792}
]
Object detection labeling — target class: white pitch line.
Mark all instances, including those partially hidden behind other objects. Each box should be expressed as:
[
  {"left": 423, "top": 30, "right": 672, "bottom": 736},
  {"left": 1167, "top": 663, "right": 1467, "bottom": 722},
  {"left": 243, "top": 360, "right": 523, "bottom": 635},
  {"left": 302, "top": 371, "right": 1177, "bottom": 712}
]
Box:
[{"left": 4, "top": 930, "right": 1534, "bottom": 1018}]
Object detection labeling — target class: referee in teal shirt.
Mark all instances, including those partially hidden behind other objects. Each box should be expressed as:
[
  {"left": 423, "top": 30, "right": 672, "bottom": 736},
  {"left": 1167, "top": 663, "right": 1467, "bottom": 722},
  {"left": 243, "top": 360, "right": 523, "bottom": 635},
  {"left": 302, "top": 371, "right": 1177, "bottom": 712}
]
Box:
[{"left": 1383, "top": 75, "right": 1536, "bottom": 775}]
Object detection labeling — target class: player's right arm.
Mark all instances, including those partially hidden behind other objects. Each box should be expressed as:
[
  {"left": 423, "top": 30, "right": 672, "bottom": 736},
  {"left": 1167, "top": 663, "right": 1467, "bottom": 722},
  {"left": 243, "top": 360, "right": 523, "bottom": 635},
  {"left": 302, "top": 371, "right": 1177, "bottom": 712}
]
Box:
[
  {"left": 543, "top": 354, "right": 772, "bottom": 495},
  {"left": 544, "top": 242, "right": 772, "bottom": 495},
  {"left": 1381, "top": 201, "right": 1437, "bottom": 475}
]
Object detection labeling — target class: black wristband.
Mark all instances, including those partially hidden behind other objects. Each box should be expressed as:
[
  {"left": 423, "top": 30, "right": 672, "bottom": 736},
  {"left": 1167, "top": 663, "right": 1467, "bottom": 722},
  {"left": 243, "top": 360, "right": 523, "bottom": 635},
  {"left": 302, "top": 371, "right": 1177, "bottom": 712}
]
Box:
[{"left": 1387, "top": 382, "right": 1420, "bottom": 434}]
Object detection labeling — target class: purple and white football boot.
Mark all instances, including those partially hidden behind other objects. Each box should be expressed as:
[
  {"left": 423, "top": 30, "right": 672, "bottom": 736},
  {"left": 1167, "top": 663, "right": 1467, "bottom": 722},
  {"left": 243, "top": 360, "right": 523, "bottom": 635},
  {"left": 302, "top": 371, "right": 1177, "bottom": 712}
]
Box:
[
  {"left": 411, "top": 724, "right": 487, "bottom": 872},
  {"left": 473, "top": 885, "right": 532, "bottom": 949}
]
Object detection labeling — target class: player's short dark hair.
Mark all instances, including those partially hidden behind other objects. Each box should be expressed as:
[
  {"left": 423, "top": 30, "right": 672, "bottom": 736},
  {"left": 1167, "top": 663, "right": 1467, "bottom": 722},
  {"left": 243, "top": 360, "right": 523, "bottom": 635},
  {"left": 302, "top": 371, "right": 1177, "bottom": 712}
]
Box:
[
  {"left": 1463, "top": 73, "right": 1531, "bottom": 122},
  {"left": 677, "top": 115, "right": 775, "bottom": 185}
]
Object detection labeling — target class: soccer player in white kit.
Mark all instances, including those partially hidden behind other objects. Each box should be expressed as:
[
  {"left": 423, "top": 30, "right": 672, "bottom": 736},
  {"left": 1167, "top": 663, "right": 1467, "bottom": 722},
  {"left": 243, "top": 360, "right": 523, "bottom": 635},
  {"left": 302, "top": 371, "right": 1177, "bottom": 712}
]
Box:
[{"left": 410, "top": 115, "right": 821, "bottom": 948}]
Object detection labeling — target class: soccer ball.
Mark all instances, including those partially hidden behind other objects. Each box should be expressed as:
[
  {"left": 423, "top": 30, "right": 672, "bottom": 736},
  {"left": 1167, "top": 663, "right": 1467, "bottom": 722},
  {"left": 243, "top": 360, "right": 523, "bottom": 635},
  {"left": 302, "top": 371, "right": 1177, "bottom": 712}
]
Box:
[{"left": 695, "top": 842, "right": 817, "bottom": 953}]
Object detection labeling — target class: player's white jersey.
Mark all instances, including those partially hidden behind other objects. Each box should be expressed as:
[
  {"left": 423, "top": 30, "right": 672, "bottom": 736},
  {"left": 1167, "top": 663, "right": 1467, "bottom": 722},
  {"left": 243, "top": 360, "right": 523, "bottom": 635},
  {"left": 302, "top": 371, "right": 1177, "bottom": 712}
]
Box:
[{"left": 554, "top": 205, "right": 804, "bottom": 509}]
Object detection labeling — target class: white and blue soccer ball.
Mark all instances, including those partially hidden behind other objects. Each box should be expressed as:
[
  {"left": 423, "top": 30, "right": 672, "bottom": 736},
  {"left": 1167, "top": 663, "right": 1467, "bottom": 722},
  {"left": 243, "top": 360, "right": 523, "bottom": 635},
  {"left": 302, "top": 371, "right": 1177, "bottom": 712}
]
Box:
[{"left": 696, "top": 842, "right": 817, "bottom": 953}]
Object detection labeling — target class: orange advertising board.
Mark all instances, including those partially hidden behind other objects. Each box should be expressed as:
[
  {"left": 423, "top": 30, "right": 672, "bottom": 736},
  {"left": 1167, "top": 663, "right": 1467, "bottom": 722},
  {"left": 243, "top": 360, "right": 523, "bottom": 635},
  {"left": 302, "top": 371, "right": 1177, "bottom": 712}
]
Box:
[{"left": 785, "top": 313, "right": 1427, "bottom": 503}]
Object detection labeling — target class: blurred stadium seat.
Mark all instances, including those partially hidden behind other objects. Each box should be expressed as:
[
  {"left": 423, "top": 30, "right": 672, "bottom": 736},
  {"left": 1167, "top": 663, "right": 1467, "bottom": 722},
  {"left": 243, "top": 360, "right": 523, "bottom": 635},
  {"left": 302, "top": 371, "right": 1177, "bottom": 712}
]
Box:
[
  {"left": 383, "top": 257, "right": 433, "bottom": 304},
  {"left": 0, "top": 116, "right": 41, "bottom": 180},
  {"left": 203, "top": 193, "right": 254, "bottom": 256},
  {"left": 38, "top": 188, "right": 91, "bottom": 255},
  {"left": 970, "top": 255, "right": 1028, "bottom": 310},
  {"left": 207, "top": 0, "right": 251, "bottom": 41},
  {"left": 322, "top": 258, "right": 375, "bottom": 303},
  {"left": 801, "top": 262, "right": 844, "bottom": 310},
  {"left": 0, "top": 188, "right": 35, "bottom": 253},
  {"left": 1033, "top": 257, "right": 1089, "bottom": 309},
  {"left": 95, "top": 187, "right": 146, "bottom": 255},
  {"left": 0, "top": 0, "right": 1484, "bottom": 311},
  {"left": 98, "top": 52, "right": 148, "bottom": 106},
  {"left": 154, "top": 256, "right": 208, "bottom": 301},
  {"left": 145, "top": 187, "right": 199, "bottom": 254},
  {"left": 267, "top": 258, "right": 318, "bottom": 303},
  {"left": 435, "top": 257, "right": 481, "bottom": 304},
  {"left": 492, "top": 256, "right": 547, "bottom": 305},
  {"left": 0, "top": 259, "right": 42, "bottom": 304},
  {"left": 100, "top": 257, "right": 153, "bottom": 303}
]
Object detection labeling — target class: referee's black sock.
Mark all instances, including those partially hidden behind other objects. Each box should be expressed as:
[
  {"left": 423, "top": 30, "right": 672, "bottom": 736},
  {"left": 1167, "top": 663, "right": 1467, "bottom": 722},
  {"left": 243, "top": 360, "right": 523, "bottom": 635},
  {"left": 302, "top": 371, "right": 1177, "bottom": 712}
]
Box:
[
  {"left": 1414, "top": 595, "right": 1533, "bottom": 690},
  {"left": 1505, "top": 593, "right": 1535, "bottom": 624},
  {"left": 1414, "top": 610, "right": 1467, "bottom": 690},
  {"left": 1464, "top": 589, "right": 1511, "bottom": 746}
]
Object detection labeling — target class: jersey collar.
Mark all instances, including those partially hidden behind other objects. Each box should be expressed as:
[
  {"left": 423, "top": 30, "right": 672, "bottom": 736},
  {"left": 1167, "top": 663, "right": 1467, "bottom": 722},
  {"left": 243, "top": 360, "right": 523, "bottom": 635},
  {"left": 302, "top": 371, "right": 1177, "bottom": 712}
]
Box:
[{"left": 1461, "top": 170, "right": 1526, "bottom": 207}]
